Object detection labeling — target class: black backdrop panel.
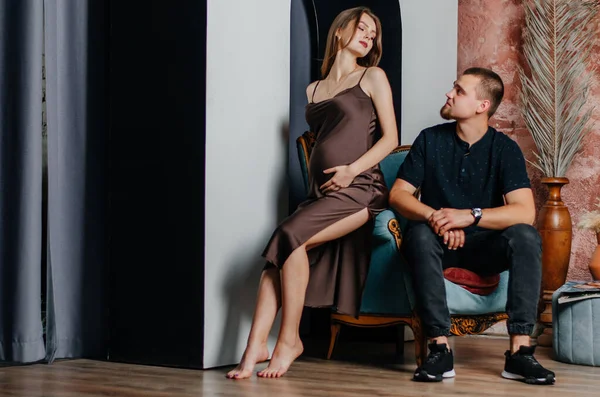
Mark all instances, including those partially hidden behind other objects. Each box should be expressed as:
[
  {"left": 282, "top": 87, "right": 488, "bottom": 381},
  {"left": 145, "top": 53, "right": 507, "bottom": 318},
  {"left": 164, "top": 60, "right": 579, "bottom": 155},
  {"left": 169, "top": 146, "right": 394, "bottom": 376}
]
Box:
[
  {"left": 289, "top": 0, "right": 316, "bottom": 216},
  {"left": 108, "top": 0, "right": 207, "bottom": 368}
]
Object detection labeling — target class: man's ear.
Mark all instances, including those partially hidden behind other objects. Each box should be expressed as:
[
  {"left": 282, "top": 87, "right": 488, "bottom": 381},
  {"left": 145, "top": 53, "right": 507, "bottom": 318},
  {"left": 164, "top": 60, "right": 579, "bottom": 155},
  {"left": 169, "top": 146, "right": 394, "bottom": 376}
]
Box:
[{"left": 477, "top": 99, "right": 491, "bottom": 115}]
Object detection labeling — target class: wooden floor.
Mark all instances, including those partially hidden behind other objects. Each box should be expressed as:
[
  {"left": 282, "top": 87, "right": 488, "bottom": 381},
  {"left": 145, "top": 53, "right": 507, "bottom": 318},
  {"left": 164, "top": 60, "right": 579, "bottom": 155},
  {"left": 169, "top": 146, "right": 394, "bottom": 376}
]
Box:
[{"left": 1, "top": 336, "right": 599, "bottom": 396}]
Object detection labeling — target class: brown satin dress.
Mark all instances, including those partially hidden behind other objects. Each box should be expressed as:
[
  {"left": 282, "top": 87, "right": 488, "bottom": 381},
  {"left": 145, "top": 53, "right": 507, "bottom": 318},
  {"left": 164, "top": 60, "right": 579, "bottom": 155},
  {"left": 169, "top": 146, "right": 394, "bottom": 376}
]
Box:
[{"left": 262, "top": 68, "right": 388, "bottom": 316}]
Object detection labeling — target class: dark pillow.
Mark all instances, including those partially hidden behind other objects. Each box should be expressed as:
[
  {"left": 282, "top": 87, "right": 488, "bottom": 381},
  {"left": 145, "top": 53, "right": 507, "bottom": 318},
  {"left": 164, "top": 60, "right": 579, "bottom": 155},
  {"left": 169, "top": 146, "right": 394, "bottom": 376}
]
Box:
[{"left": 443, "top": 267, "right": 501, "bottom": 296}]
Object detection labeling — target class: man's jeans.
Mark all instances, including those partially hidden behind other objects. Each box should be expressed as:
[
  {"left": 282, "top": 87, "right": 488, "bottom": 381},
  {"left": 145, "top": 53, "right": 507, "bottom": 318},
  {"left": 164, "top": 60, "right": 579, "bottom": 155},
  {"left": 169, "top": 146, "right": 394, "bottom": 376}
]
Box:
[{"left": 401, "top": 223, "right": 542, "bottom": 338}]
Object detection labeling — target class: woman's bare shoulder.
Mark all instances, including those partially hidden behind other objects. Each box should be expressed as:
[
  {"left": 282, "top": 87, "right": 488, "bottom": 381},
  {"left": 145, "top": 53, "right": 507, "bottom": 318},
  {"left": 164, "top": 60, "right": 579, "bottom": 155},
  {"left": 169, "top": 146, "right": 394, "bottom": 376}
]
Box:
[
  {"left": 306, "top": 80, "right": 319, "bottom": 94},
  {"left": 362, "top": 66, "right": 388, "bottom": 84},
  {"left": 360, "top": 67, "right": 390, "bottom": 96},
  {"left": 306, "top": 80, "right": 320, "bottom": 101}
]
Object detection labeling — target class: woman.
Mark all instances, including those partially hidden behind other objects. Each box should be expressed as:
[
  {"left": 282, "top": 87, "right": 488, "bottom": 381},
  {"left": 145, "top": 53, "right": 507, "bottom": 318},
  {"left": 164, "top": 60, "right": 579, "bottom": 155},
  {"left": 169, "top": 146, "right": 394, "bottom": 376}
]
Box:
[{"left": 227, "top": 6, "right": 398, "bottom": 379}]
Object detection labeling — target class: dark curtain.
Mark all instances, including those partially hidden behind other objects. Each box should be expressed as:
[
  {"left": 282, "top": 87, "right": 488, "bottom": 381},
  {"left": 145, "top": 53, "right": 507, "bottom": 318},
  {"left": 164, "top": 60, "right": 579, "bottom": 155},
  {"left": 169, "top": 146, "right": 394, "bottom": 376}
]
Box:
[
  {"left": 0, "top": 0, "right": 46, "bottom": 363},
  {"left": 43, "top": 0, "right": 107, "bottom": 361},
  {"left": 0, "top": 0, "right": 107, "bottom": 364}
]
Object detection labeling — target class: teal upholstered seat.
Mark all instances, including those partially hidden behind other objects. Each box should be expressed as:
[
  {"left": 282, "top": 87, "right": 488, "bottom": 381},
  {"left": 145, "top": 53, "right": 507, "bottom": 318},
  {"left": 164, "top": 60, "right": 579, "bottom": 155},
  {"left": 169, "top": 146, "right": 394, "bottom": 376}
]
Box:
[
  {"left": 364, "top": 209, "right": 510, "bottom": 315},
  {"left": 296, "top": 132, "right": 508, "bottom": 364}
]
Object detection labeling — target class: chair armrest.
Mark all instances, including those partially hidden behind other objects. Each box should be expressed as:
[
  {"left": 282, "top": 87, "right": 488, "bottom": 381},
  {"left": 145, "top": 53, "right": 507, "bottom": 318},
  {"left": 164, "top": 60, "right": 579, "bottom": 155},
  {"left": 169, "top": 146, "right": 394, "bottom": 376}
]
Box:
[
  {"left": 372, "top": 210, "right": 401, "bottom": 247},
  {"left": 362, "top": 209, "right": 416, "bottom": 314},
  {"left": 373, "top": 209, "right": 405, "bottom": 251}
]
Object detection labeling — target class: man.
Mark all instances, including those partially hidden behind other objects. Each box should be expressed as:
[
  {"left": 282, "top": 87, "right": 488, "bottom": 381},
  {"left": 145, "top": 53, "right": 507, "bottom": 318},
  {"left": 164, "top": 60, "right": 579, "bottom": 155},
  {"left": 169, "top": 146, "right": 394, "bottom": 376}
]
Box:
[{"left": 390, "top": 67, "right": 555, "bottom": 385}]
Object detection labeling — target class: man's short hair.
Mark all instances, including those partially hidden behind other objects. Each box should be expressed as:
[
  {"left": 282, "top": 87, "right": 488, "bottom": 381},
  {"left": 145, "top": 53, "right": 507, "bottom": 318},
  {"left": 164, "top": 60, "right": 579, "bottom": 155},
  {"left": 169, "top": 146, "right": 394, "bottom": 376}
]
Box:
[{"left": 463, "top": 67, "right": 504, "bottom": 117}]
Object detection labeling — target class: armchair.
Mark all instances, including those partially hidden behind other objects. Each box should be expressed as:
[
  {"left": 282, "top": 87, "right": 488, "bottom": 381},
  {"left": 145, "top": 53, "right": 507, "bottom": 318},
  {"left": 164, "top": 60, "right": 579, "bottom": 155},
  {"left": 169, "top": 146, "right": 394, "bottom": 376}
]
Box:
[{"left": 297, "top": 131, "right": 509, "bottom": 366}]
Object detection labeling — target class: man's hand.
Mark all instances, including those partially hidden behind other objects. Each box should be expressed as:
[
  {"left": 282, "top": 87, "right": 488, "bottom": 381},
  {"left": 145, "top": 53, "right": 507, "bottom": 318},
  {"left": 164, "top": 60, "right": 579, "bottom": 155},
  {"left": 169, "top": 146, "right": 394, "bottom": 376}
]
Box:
[
  {"left": 443, "top": 229, "right": 465, "bottom": 250},
  {"left": 429, "top": 208, "right": 474, "bottom": 235}
]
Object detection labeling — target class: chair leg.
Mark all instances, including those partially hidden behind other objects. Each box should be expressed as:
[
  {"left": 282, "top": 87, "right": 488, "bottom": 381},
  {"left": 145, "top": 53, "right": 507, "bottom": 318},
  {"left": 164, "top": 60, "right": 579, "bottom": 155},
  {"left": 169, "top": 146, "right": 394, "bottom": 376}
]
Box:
[
  {"left": 411, "top": 316, "right": 428, "bottom": 367},
  {"left": 395, "top": 324, "right": 405, "bottom": 362},
  {"left": 416, "top": 332, "right": 428, "bottom": 368},
  {"left": 327, "top": 322, "right": 341, "bottom": 359}
]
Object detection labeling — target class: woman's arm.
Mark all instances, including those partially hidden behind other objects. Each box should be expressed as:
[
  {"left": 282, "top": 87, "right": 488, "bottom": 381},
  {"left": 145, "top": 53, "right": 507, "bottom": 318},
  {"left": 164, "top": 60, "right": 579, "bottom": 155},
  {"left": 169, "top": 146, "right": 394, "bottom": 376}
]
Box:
[{"left": 348, "top": 67, "right": 398, "bottom": 174}]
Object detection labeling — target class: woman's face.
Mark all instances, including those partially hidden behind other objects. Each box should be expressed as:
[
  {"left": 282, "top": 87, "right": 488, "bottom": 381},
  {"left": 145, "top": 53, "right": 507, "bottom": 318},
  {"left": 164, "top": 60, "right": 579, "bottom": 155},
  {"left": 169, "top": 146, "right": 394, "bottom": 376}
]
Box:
[{"left": 338, "top": 13, "right": 377, "bottom": 58}]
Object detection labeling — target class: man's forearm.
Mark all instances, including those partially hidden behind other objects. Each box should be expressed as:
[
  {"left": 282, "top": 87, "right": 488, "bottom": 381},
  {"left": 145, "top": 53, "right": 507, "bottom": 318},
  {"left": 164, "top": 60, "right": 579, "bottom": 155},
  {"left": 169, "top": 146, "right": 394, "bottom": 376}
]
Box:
[
  {"left": 477, "top": 204, "right": 535, "bottom": 230},
  {"left": 389, "top": 190, "right": 435, "bottom": 222}
]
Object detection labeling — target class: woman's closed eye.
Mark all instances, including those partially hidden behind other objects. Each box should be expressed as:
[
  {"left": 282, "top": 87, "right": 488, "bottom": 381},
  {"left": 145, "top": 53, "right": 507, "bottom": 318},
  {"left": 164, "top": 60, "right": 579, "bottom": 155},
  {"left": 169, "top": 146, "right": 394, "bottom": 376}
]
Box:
[{"left": 358, "top": 25, "right": 376, "bottom": 40}]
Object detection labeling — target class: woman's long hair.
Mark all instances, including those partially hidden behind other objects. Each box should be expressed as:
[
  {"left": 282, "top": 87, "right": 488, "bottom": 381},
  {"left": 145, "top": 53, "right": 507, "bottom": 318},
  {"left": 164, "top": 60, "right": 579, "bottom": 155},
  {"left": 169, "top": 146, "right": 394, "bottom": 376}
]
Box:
[{"left": 320, "top": 7, "right": 383, "bottom": 78}]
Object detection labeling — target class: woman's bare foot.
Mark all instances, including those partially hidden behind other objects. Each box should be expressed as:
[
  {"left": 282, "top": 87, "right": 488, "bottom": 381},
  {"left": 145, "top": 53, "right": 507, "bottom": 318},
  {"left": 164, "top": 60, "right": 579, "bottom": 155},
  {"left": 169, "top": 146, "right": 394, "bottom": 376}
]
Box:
[
  {"left": 226, "top": 343, "right": 269, "bottom": 379},
  {"left": 257, "top": 338, "right": 303, "bottom": 378}
]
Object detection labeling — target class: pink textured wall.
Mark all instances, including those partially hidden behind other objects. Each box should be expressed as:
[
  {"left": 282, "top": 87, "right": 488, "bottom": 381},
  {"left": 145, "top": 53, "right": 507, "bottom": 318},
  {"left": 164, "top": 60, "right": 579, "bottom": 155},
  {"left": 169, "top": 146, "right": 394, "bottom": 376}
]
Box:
[{"left": 457, "top": 0, "right": 600, "bottom": 281}]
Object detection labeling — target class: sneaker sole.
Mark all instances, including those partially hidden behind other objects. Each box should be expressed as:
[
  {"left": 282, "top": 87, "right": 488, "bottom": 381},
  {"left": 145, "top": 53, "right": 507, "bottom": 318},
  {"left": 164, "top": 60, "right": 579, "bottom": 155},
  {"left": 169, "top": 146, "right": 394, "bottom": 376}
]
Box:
[
  {"left": 501, "top": 370, "right": 555, "bottom": 385},
  {"left": 413, "top": 369, "right": 456, "bottom": 382}
]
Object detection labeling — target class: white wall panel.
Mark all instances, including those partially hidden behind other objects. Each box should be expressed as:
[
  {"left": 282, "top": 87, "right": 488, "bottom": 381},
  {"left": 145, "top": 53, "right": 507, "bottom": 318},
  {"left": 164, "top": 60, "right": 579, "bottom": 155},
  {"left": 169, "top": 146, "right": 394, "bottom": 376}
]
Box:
[
  {"left": 399, "top": 0, "right": 458, "bottom": 144},
  {"left": 204, "top": 0, "right": 290, "bottom": 368}
]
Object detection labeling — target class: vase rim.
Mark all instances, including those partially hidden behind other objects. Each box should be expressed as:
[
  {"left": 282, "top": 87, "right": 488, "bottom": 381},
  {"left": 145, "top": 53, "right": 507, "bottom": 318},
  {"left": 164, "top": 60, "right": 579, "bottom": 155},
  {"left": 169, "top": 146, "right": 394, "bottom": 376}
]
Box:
[{"left": 541, "top": 177, "right": 569, "bottom": 184}]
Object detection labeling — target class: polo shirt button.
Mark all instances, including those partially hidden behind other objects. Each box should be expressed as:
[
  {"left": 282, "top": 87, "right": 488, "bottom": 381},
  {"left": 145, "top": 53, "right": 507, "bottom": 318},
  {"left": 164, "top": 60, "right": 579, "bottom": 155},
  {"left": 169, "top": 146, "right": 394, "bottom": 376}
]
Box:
[{"left": 461, "top": 168, "right": 465, "bottom": 172}]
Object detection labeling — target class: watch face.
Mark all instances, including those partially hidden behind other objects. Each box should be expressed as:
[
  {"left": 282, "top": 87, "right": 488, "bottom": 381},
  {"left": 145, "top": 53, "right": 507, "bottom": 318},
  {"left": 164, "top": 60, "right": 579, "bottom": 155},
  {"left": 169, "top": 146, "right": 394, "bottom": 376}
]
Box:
[{"left": 473, "top": 208, "right": 482, "bottom": 217}]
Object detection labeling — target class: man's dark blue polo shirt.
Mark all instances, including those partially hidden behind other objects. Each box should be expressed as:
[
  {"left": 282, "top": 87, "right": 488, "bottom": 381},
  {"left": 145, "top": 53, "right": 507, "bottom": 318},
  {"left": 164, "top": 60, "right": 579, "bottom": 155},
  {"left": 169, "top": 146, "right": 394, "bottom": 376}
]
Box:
[{"left": 397, "top": 122, "right": 531, "bottom": 231}]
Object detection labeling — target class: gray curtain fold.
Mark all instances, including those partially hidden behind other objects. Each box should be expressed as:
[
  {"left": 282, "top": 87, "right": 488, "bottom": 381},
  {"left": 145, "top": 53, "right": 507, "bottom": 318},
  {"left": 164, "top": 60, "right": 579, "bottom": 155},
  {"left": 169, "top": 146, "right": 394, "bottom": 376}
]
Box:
[
  {"left": 0, "top": 0, "right": 46, "bottom": 363},
  {"left": 43, "top": 0, "right": 107, "bottom": 362},
  {"left": 0, "top": 0, "right": 44, "bottom": 362},
  {"left": 1, "top": 0, "right": 107, "bottom": 365}
]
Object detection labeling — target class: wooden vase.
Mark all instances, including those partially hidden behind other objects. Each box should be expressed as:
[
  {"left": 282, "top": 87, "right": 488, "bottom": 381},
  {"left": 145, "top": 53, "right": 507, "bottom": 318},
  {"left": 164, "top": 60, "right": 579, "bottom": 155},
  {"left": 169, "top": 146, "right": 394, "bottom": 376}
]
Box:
[
  {"left": 589, "top": 233, "right": 600, "bottom": 281},
  {"left": 537, "top": 177, "right": 572, "bottom": 347}
]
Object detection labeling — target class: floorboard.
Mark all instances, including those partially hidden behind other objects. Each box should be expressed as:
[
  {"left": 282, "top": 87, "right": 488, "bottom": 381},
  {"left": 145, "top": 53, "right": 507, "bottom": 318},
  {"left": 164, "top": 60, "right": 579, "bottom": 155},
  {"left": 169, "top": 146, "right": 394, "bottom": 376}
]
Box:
[{"left": 0, "top": 336, "right": 598, "bottom": 396}]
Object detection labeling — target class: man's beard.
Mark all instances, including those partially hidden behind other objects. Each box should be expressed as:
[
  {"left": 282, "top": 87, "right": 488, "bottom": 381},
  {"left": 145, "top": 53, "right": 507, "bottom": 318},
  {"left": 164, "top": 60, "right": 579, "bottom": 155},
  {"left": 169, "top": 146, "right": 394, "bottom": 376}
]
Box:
[{"left": 440, "top": 104, "right": 452, "bottom": 120}]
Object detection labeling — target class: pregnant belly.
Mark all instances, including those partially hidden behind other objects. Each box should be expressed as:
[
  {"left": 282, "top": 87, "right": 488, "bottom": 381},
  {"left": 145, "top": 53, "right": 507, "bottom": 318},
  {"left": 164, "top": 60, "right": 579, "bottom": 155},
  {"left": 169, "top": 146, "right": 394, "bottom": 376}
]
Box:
[{"left": 308, "top": 145, "right": 362, "bottom": 186}]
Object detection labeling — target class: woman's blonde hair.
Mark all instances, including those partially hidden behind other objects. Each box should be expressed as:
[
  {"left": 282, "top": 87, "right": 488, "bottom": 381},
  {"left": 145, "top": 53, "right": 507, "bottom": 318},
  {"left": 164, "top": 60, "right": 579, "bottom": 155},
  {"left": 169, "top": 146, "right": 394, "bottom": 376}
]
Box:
[{"left": 320, "top": 7, "right": 382, "bottom": 78}]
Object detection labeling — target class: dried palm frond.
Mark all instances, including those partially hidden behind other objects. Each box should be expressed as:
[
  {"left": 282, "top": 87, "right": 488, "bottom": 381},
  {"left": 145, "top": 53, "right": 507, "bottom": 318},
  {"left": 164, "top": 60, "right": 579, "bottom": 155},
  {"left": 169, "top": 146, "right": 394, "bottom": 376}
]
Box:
[
  {"left": 578, "top": 198, "right": 600, "bottom": 233},
  {"left": 519, "top": 0, "right": 598, "bottom": 177}
]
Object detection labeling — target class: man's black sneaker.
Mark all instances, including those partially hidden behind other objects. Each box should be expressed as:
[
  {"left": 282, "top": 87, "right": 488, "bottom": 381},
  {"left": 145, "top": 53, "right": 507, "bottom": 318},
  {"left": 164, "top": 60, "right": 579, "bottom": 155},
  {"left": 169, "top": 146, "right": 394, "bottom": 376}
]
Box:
[
  {"left": 502, "top": 345, "right": 556, "bottom": 385},
  {"left": 413, "top": 342, "right": 455, "bottom": 382}
]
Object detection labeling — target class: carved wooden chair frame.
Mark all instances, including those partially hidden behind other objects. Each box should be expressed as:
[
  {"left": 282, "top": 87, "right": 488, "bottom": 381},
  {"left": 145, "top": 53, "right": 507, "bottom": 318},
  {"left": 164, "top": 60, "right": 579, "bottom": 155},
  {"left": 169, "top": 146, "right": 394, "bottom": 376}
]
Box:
[{"left": 297, "top": 131, "right": 507, "bottom": 366}]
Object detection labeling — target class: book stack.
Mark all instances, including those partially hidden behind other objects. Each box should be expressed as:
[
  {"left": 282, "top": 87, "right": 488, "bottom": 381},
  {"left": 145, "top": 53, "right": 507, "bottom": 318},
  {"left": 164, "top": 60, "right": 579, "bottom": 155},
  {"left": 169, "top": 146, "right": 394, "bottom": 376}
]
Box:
[{"left": 557, "top": 281, "right": 600, "bottom": 304}]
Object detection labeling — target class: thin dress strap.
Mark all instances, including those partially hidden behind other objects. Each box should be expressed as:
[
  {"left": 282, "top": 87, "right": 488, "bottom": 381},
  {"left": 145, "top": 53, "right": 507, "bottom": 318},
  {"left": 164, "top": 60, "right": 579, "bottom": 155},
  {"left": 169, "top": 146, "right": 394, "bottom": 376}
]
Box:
[
  {"left": 311, "top": 81, "right": 321, "bottom": 103},
  {"left": 357, "top": 67, "right": 369, "bottom": 85}
]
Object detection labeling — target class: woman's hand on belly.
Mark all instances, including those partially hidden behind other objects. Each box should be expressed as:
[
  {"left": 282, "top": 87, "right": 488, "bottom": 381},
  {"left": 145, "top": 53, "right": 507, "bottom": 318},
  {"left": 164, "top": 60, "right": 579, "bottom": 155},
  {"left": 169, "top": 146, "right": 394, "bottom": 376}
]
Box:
[{"left": 320, "top": 165, "right": 358, "bottom": 194}]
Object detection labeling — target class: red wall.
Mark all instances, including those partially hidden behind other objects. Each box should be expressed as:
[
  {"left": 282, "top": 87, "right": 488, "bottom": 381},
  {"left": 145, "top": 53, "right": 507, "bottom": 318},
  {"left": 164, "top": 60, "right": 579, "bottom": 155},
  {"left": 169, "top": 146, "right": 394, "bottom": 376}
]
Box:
[{"left": 457, "top": 0, "right": 600, "bottom": 280}]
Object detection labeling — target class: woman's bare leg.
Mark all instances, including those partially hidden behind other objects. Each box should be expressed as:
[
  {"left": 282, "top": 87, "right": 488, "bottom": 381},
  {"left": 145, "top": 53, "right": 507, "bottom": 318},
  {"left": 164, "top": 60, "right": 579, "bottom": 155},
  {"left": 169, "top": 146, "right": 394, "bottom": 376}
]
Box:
[
  {"left": 226, "top": 267, "right": 281, "bottom": 379},
  {"left": 258, "top": 208, "right": 370, "bottom": 378}
]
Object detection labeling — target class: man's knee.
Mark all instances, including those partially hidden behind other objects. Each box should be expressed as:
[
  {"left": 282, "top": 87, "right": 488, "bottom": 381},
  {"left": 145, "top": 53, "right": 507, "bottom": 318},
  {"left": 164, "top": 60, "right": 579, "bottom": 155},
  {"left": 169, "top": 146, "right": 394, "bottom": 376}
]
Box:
[
  {"left": 405, "top": 222, "right": 438, "bottom": 243},
  {"left": 403, "top": 223, "right": 440, "bottom": 251},
  {"left": 502, "top": 223, "right": 541, "bottom": 251}
]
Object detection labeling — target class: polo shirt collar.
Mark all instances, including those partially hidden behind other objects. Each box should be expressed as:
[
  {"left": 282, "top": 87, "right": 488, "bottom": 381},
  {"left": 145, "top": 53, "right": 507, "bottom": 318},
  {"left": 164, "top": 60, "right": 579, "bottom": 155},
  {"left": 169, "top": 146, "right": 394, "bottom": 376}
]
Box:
[{"left": 453, "top": 124, "right": 493, "bottom": 151}]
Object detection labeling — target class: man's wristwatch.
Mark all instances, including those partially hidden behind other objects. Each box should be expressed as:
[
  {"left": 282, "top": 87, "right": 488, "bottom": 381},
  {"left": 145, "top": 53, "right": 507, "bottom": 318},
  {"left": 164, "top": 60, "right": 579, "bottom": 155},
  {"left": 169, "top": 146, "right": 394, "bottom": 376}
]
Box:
[{"left": 471, "top": 208, "right": 482, "bottom": 226}]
